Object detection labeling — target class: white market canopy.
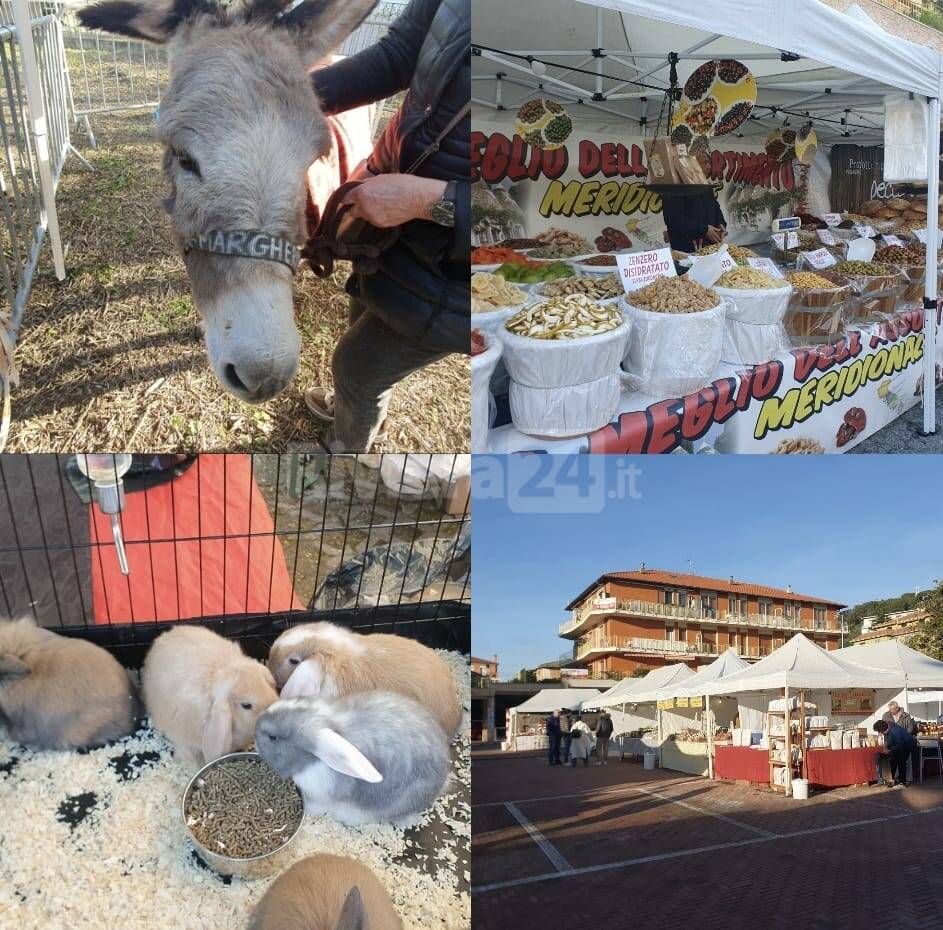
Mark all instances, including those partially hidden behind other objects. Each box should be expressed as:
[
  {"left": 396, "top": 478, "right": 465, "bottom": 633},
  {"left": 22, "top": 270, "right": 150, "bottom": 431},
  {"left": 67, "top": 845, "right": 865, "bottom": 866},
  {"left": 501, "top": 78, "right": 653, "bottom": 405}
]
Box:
[
  {"left": 835, "top": 639, "right": 943, "bottom": 688},
  {"left": 511, "top": 688, "right": 604, "bottom": 714},
  {"left": 655, "top": 648, "right": 750, "bottom": 701},
  {"left": 699, "top": 632, "right": 906, "bottom": 695},
  {"left": 594, "top": 662, "right": 694, "bottom": 707}
]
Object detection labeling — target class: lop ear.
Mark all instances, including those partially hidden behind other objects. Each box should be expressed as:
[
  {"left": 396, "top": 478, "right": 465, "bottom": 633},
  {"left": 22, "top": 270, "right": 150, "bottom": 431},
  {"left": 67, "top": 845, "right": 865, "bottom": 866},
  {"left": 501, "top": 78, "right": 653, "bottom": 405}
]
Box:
[
  {"left": 202, "top": 695, "right": 233, "bottom": 762},
  {"left": 78, "top": 0, "right": 216, "bottom": 43},
  {"left": 281, "top": 0, "right": 380, "bottom": 69},
  {"left": 280, "top": 657, "right": 322, "bottom": 699},
  {"left": 334, "top": 886, "right": 367, "bottom": 930},
  {"left": 0, "top": 654, "right": 30, "bottom": 682},
  {"left": 312, "top": 727, "right": 382, "bottom": 783}
]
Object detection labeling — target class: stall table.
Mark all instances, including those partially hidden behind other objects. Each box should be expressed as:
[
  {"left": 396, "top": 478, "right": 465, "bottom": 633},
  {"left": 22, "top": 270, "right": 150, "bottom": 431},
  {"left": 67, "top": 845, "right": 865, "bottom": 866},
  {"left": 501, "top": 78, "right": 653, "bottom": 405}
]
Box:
[
  {"left": 661, "top": 739, "right": 709, "bottom": 776},
  {"left": 805, "top": 747, "right": 876, "bottom": 787},
  {"left": 714, "top": 745, "right": 769, "bottom": 784}
]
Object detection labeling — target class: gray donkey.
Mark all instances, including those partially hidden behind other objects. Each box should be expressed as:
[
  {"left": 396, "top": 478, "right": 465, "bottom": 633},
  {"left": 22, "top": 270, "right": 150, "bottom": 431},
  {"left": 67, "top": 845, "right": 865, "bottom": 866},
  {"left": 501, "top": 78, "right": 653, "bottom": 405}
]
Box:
[{"left": 79, "top": 0, "right": 377, "bottom": 403}]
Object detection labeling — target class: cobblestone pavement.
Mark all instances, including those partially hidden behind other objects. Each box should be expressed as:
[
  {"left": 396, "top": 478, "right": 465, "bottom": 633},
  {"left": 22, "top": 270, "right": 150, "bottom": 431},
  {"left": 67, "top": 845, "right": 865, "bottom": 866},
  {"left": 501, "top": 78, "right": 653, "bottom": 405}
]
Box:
[{"left": 472, "top": 750, "right": 943, "bottom": 929}]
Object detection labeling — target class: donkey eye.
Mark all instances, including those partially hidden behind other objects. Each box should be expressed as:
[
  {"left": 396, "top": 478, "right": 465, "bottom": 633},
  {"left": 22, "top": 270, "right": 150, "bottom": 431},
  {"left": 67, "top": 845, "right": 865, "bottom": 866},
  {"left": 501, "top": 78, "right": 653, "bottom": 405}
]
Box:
[
  {"left": 241, "top": 702, "right": 253, "bottom": 710},
  {"left": 288, "top": 657, "right": 300, "bottom": 666},
  {"left": 175, "top": 150, "right": 201, "bottom": 177}
]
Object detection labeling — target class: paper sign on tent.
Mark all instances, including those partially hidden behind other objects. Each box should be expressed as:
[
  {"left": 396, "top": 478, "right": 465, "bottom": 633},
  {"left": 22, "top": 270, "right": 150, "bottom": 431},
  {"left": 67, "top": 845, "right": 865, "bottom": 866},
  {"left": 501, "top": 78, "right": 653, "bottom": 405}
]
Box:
[{"left": 615, "top": 247, "right": 677, "bottom": 293}]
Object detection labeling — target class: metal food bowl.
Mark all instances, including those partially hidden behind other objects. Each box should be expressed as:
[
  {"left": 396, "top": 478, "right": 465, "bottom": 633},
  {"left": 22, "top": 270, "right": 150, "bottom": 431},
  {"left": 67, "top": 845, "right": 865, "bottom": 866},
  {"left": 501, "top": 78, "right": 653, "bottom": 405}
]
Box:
[{"left": 182, "top": 751, "right": 304, "bottom": 880}]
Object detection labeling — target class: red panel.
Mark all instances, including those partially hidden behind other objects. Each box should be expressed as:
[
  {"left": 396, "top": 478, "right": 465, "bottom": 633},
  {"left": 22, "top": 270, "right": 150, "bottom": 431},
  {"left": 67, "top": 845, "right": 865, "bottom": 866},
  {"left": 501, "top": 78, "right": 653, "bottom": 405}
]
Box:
[
  {"left": 805, "top": 747, "right": 876, "bottom": 788},
  {"left": 714, "top": 745, "right": 769, "bottom": 784},
  {"left": 90, "top": 455, "right": 302, "bottom": 623}
]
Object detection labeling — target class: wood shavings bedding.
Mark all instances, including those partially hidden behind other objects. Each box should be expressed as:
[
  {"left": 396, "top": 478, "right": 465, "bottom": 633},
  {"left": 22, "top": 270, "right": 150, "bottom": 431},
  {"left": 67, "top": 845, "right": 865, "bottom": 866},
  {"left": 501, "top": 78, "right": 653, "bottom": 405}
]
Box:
[{"left": 0, "top": 650, "right": 470, "bottom": 930}]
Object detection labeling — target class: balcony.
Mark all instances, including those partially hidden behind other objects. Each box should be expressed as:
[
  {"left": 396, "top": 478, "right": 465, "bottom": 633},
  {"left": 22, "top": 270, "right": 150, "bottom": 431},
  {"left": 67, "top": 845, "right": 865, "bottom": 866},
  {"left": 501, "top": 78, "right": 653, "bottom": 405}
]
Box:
[
  {"left": 575, "top": 635, "right": 719, "bottom": 661},
  {"left": 560, "top": 597, "right": 845, "bottom": 638}
]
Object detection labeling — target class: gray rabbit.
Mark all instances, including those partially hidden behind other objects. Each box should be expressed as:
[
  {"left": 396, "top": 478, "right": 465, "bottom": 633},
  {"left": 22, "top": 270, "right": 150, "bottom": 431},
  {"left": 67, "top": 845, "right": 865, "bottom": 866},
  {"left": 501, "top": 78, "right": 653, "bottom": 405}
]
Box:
[{"left": 255, "top": 692, "right": 451, "bottom": 826}]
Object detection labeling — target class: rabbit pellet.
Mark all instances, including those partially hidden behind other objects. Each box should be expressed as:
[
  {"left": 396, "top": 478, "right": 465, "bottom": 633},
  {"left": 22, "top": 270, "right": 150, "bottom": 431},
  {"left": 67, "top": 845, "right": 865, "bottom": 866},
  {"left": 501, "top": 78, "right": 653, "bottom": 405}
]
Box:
[{"left": 185, "top": 759, "right": 303, "bottom": 858}]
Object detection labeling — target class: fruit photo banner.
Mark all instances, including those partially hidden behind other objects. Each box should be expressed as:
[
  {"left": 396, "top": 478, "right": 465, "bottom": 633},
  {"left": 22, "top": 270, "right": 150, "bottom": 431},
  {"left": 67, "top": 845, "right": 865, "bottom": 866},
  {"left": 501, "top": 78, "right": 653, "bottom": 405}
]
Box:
[{"left": 471, "top": 117, "right": 803, "bottom": 249}]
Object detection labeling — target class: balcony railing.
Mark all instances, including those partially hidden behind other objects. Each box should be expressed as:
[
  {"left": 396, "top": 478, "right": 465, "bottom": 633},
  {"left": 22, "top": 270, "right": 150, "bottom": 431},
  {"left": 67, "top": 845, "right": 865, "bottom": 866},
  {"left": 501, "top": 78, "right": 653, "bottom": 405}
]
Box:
[
  {"left": 575, "top": 635, "right": 719, "bottom": 660},
  {"left": 560, "top": 598, "right": 845, "bottom": 636}
]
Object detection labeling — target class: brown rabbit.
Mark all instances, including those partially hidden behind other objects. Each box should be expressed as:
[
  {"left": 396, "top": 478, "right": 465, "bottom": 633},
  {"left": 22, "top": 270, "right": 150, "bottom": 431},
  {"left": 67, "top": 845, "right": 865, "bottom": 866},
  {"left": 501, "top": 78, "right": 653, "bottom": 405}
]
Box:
[
  {"left": 268, "top": 623, "right": 462, "bottom": 737},
  {"left": 142, "top": 625, "right": 278, "bottom": 765},
  {"left": 249, "top": 854, "right": 402, "bottom": 930},
  {"left": 0, "top": 617, "right": 138, "bottom": 750}
]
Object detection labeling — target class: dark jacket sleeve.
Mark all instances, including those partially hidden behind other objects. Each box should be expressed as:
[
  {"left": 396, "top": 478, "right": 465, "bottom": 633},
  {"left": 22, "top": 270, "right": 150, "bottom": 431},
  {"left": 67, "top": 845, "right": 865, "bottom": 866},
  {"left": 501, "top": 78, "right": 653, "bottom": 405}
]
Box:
[
  {"left": 662, "top": 194, "right": 711, "bottom": 241},
  {"left": 713, "top": 195, "right": 726, "bottom": 228},
  {"left": 312, "top": 0, "right": 439, "bottom": 115}
]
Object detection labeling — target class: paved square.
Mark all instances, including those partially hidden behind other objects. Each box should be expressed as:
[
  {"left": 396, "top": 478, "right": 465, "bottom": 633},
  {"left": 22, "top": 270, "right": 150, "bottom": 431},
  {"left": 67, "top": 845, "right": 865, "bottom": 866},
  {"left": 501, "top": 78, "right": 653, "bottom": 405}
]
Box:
[{"left": 472, "top": 749, "right": 943, "bottom": 929}]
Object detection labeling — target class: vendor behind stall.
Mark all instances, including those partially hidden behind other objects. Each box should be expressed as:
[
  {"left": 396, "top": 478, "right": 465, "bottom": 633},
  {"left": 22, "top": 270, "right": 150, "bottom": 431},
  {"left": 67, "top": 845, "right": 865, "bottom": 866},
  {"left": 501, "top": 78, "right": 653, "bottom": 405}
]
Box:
[{"left": 662, "top": 189, "right": 727, "bottom": 254}]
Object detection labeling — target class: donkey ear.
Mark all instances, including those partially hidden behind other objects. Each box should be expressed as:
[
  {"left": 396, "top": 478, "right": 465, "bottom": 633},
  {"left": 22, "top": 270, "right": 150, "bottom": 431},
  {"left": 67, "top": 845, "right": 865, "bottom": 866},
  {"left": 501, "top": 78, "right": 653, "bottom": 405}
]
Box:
[
  {"left": 334, "top": 887, "right": 367, "bottom": 930},
  {"left": 78, "top": 0, "right": 215, "bottom": 43},
  {"left": 281, "top": 0, "right": 379, "bottom": 68}
]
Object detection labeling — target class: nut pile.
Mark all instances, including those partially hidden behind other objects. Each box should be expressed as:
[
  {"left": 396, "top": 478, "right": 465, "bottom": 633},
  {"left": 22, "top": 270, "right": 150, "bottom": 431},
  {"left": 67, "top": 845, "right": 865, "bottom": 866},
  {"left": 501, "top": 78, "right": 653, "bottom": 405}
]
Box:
[
  {"left": 631, "top": 276, "right": 719, "bottom": 313},
  {"left": 788, "top": 272, "right": 842, "bottom": 291},
  {"left": 832, "top": 260, "right": 891, "bottom": 277},
  {"left": 541, "top": 274, "right": 622, "bottom": 299},
  {"left": 497, "top": 237, "right": 539, "bottom": 250},
  {"left": 581, "top": 254, "right": 618, "bottom": 266},
  {"left": 531, "top": 241, "right": 587, "bottom": 259},
  {"left": 471, "top": 272, "right": 528, "bottom": 313},
  {"left": 716, "top": 267, "right": 785, "bottom": 290},
  {"left": 185, "top": 758, "right": 303, "bottom": 859},
  {"left": 505, "top": 295, "right": 622, "bottom": 340},
  {"left": 770, "top": 438, "right": 825, "bottom": 455},
  {"left": 533, "top": 228, "right": 592, "bottom": 253},
  {"left": 695, "top": 243, "right": 758, "bottom": 261},
  {"left": 874, "top": 243, "right": 926, "bottom": 265}
]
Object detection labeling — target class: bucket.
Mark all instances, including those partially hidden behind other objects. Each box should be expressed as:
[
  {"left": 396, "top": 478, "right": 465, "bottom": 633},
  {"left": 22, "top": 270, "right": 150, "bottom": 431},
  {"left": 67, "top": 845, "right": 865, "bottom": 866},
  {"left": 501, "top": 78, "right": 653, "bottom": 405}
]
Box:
[
  {"left": 792, "top": 778, "right": 809, "bottom": 800},
  {"left": 644, "top": 751, "right": 656, "bottom": 770}
]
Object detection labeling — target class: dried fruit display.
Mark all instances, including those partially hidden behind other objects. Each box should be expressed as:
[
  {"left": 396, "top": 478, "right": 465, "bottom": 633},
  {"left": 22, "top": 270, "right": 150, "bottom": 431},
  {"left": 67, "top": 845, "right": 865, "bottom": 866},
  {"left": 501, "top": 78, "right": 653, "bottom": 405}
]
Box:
[
  {"left": 471, "top": 328, "right": 487, "bottom": 357},
  {"left": 788, "top": 272, "right": 843, "bottom": 291},
  {"left": 695, "top": 243, "right": 758, "bottom": 262},
  {"left": 769, "top": 438, "right": 825, "bottom": 454},
  {"left": 673, "top": 59, "right": 756, "bottom": 138},
  {"left": 832, "top": 260, "right": 891, "bottom": 277},
  {"left": 580, "top": 254, "right": 619, "bottom": 266},
  {"left": 541, "top": 274, "right": 622, "bottom": 299},
  {"left": 594, "top": 226, "right": 632, "bottom": 253},
  {"left": 630, "top": 276, "right": 719, "bottom": 313},
  {"left": 494, "top": 260, "right": 574, "bottom": 284},
  {"left": 497, "top": 237, "right": 539, "bottom": 249},
  {"left": 534, "top": 228, "right": 592, "bottom": 252},
  {"left": 716, "top": 267, "right": 785, "bottom": 290},
  {"left": 472, "top": 246, "right": 531, "bottom": 265},
  {"left": 505, "top": 295, "right": 623, "bottom": 340},
  {"left": 471, "top": 272, "right": 528, "bottom": 313},
  {"left": 515, "top": 98, "right": 573, "bottom": 150},
  {"left": 874, "top": 243, "right": 927, "bottom": 265}
]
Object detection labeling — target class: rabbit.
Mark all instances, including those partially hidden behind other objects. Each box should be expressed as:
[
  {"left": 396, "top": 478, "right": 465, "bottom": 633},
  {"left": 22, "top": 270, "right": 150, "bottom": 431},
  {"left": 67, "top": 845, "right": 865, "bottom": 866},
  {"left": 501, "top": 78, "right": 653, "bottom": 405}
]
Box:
[
  {"left": 255, "top": 690, "right": 451, "bottom": 826},
  {"left": 267, "top": 623, "right": 462, "bottom": 738},
  {"left": 248, "top": 854, "right": 402, "bottom": 930},
  {"left": 0, "top": 617, "right": 138, "bottom": 750},
  {"left": 142, "top": 625, "right": 278, "bottom": 765}
]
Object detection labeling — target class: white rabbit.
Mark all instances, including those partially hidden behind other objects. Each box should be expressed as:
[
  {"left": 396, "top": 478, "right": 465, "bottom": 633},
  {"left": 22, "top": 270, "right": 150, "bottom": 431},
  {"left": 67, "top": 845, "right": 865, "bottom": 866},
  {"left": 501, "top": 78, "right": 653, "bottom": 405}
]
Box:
[
  {"left": 0, "top": 617, "right": 138, "bottom": 750},
  {"left": 142, "top": 626, "right": 278, "bottom": 765},
  {"left": 255, "top": 691, "right": 451, "bottom": 826},
  {"left": 267, "top": 623, "right": 462, "bottom": 737},
  {"left": 249, "top": 854, "right": 402, "bottom": 930}
]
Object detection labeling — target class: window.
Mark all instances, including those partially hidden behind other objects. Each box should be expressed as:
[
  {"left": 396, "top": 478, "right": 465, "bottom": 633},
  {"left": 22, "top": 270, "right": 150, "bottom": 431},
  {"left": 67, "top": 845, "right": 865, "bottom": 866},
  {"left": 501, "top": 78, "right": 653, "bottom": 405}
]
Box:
[
  {"left": 700, "top": 593, "right": 717, "bottom": 617},
  {"left": 814, "top": 606, "right": 827, "bottom": 630},
  {"left": 758, "top": 599, "right": 772, "bottom": 617},
  {"left": 678, "top": 591, "right": 688, "bottom": 608},
  {"left": 664, "top": 589, "right": 675, "bottom": 606},
  {"left": 729, "top": 594, "right": 747, "bottom": 616},
  {"left": 784, "top": 602, "right": 793, "bottom": 618}
]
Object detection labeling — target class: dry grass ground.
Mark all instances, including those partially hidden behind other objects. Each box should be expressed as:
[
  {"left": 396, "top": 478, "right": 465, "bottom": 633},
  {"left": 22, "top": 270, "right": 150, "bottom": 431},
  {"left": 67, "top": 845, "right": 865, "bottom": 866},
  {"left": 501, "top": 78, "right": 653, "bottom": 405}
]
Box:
[{"left": 6, "top": 112, "right": 470, "bottom": 452}]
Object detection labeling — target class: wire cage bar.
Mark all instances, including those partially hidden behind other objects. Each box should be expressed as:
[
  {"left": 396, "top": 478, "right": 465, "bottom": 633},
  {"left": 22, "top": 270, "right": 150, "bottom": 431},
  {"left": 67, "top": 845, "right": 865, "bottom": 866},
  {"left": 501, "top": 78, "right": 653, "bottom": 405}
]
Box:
[{"left": 0, "top": 453, "right": 471, "bottom": 666}]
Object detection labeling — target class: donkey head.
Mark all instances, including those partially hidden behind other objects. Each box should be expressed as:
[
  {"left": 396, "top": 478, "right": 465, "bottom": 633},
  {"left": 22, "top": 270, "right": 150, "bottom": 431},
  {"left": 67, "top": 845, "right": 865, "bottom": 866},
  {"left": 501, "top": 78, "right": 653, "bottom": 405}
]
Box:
[{"left": 79, "top": 0, "right": 377, "bottom": 403}]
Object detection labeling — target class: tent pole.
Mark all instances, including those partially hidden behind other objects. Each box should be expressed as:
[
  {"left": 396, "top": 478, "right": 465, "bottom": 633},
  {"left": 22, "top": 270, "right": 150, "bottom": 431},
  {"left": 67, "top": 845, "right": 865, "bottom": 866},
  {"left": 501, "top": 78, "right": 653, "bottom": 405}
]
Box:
[
  {"left": 785, "top": 684, "right": 792, "bottom": 796},
  {"left": 923, "top": 94, "right": 940, "bottom": 436},
  {"left": 706, "top": 693, "right": 714, "bottom": 779}
]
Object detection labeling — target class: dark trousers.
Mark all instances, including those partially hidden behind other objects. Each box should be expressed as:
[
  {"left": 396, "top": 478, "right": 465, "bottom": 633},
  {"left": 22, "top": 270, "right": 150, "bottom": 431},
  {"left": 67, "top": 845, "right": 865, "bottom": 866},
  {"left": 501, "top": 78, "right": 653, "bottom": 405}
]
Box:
[
  {"left": 326, "top": 298, "right": 450, "bottom": 452},
  {"left": 548, "top": 735, "right": 561, "bottom": 765},
  {"left": 562, "top": 733, "right": 572, "bottom": 763},
  {"left": 911, "top": 744, "right": 921, "bottom": 783},
  {"left": 889, "top": 748, "right": 910, "bottom": 783},
  {"left": 571, "top": 756, "right": 589, "bottom": 767}
]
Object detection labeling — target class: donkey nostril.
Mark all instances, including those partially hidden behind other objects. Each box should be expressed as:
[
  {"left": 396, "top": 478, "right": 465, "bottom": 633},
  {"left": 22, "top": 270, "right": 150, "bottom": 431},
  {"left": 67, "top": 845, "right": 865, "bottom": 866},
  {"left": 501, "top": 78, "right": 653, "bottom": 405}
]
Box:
[{"left": 223, "top": 363, "right": 249, "bottom": 394}]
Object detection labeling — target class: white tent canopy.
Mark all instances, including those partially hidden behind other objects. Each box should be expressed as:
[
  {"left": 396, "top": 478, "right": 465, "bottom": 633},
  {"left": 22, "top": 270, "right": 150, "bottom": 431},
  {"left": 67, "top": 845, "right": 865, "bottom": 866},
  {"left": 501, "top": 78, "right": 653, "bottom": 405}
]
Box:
[
  {"left": 511, "top": 688, "right": 603, "bottom": 714},
  {"left": 835, "top": 640, "right": 943, "bottom": 688},
  {"left": 594, "top": 663, "right": 694, "bottom": 707},
  {"left": 655, "top": 648, "right": 750, "bottom": 700},
  {"left": 700, "top": 632, "right": 905, "bottom": 695}
]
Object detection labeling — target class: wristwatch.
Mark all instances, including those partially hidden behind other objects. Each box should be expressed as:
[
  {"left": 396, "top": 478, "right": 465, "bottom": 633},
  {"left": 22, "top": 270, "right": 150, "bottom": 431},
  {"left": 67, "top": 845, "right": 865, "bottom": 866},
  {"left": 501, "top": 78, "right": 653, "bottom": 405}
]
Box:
[{"left": 427, "top": 180, "right": 457, "bottom": 227}]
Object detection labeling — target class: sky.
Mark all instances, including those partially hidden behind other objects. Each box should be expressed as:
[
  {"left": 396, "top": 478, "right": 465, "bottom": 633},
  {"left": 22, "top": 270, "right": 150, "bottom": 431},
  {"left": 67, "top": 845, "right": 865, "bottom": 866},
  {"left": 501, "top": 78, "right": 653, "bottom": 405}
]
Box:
[{"left": 471, "top": 454, "right": 943, "bottom": 677}]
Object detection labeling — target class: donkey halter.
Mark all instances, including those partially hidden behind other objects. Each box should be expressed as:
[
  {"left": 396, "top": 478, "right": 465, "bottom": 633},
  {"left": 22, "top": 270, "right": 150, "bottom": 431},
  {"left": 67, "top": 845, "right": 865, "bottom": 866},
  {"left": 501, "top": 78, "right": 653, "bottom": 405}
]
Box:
[{"left": 182, "top": 229, "right": 301, "bottom": 273}]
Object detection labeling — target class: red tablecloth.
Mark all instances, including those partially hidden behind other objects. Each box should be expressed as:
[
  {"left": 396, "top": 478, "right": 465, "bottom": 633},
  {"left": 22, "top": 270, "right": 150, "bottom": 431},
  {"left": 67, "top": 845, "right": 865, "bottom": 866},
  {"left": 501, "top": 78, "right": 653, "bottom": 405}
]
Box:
[
  {"left": 714, "top": 746, "right": 769, "bottom": 784},
  {"left": 805, "top": 747, "right": 875, "bottom": 787}
]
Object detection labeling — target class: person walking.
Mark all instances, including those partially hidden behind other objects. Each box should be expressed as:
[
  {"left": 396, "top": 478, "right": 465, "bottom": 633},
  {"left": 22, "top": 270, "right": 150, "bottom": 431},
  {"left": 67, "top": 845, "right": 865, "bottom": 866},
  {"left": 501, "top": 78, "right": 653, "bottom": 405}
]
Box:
[
  {"left": 306, "top": 0, "right": 470, "bottom": 451},
  {"left": 595, "top": 711, "right": 614, "bottom": 766},
  {"left": 560, "top": 710, "right": 573, "bottom": 764},
  {"left": 545, "top": 709, "right": 562, "bottom": 766},
  {"left": 568, "top": 727, "right": 591, "bottom": 768},
  {"left": 873, "top": 719, "right": 917, "bottom": 787},
  {"left": 882, "top": 701, "right": 919, "bottom": 783}
]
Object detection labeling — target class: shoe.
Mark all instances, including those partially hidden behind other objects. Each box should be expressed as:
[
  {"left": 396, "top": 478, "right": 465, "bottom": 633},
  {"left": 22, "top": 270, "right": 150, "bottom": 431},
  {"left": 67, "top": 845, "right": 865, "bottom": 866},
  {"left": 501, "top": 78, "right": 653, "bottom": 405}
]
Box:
[{"left": 304, "top": 387, "right": 389, "bottom": 443}]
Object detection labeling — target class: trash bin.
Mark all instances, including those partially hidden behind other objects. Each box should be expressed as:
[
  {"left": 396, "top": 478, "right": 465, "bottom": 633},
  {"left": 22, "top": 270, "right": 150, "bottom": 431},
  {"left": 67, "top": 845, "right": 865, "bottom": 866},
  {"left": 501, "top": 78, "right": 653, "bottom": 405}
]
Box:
[
  {"left": 792, "top": 778, "right": 809, "bottom": 800},
  {"left": 644, "top": 751, "right": 656, "bottom": 770}
]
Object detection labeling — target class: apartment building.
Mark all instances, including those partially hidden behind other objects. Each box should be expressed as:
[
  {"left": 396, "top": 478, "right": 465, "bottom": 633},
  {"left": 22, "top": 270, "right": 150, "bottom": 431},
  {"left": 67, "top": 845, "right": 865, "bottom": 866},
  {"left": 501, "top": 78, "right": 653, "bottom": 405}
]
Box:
[
  {"left": 560, "top": 566, "right": 847, "bottom": 679},
  {"left": 855, "top": 608, "right": 927, "bottom": 645},
  {"left": 471, "top": 655, "right": 500, "bottom": 680}
]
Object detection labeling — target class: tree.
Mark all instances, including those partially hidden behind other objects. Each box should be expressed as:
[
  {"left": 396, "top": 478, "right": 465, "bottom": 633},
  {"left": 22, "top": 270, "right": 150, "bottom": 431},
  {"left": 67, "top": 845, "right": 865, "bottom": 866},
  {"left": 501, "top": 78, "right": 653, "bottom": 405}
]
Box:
[
  {"left": 514, "top": 668, "right": 536, "bottom": 683},
  {"left": 908, "top": 581, "right": 943, "bottom": 661}
]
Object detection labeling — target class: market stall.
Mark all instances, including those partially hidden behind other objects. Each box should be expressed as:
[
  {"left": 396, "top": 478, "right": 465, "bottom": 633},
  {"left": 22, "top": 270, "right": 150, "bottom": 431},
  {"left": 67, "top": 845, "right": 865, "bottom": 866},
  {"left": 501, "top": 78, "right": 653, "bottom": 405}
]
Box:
[
  {"left": 472, "top": 0, "right": 943, "bottom": 453},
  {"left": 503, "top": 688, "right": 603, "bottom": 751},
  {"left": 700, "top": 633, "right": 905, "bottom": 793}
]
